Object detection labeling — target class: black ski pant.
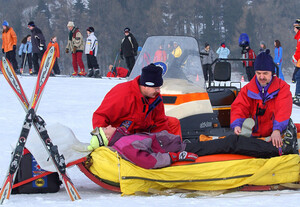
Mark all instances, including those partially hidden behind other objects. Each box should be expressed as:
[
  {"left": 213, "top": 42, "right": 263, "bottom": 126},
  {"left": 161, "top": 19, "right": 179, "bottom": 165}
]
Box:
[
  {"left": 21, "top": 52, "right": 32, "bottom": 70},
  {"left": 5, "top": 50, "right": 18, "bottom": 72},
  {"left": 32, "top": 51, "right": 45, "bottom": 74},
  {"left": 202, "top": 64, "right": 213, "bottom": 81},
  {"left": 245, "top": 66, "right": 255, "bottom": 81},
  {"left": 52, "top": 59, "right": 60, "bottom": 75},
  {"left": 185, "top": 135, "right": 279, "bottom": 158},
  {"left": 86, "top": 54, "right": 99, "bottom": 69},
  {"left": 125, "top": 56, "right": 135, "bottom": 75}
]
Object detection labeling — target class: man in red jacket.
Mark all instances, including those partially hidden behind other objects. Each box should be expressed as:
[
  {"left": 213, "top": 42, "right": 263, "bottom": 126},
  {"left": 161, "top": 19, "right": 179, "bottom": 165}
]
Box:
[
  {"left": 93, "top": 63, "right": 181, "bottom": 136},
  {"left": 231, "top": 50, "right": 294, "bottom": 150},
  {"left": 106, "top": 64, "right": 128, "bottom": 78},
  {"left": 292, "top": 18, "right": 300, "bottom": 104},
  {"left": 242, "top": 45, "right": 256, "bottom": 81}
]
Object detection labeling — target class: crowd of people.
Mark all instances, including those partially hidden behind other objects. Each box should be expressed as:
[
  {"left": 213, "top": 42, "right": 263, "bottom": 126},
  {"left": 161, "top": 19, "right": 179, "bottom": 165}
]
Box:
[
  {"left": 1, "top": 20, "right": 138, "bottom": 78},
  {"left": 200, "top": 39, "right": 287, "bottom": 82}
]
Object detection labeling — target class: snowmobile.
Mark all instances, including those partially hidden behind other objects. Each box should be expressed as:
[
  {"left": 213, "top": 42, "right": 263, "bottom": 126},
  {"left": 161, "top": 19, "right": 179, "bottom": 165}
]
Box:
[
  {"left": 10, "top": 36, "right": 300, "bottom": 196},
  {"left": 129, "top": 36, "right": 239, "bottom": 140}
]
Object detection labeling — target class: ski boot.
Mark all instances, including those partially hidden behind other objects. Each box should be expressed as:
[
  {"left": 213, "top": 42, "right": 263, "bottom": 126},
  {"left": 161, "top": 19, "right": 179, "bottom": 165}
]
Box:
[
  {"left": 29, "top": 68, "right": 33, "bottom": 74},
  {"left": 240, "top": 118, "right": 255, "bottom": 137},
  {"left": 282, "top": 119, "right": 299, "bottom": 155},
  {"left": 293, "top": 94, "right": 300, "bottom": 106},
  {"left": 19, "top": 68, "right": 24, "bottom": 74},
  {"left": 72, "top": 71, "right": 78, "bottom": 76},
  {"left": 15, "top": 69, "right": 21, "bottom": 75},
  {"left": 87, "top": 69, "right": 94, "bottom": 77},
  {"left": 78, "top": 69, "right": 87, "bottom": 76},
  {"left": 94, "top": 69, "right": 101, "bottom": 78}
]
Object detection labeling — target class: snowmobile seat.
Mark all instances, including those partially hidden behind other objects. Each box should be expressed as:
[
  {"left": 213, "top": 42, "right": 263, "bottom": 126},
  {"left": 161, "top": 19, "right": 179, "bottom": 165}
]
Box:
[
  {"left": 207, "top": 61, "right": 239, "bottom": 100},
  {"left": 214, "top": 62, "right": 231, "bottom": 81}
]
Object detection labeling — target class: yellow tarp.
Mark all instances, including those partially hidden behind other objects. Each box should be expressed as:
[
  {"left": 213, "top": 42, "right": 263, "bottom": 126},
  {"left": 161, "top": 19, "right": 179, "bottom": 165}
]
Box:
[{"left": 89, "top": 147, "right": 300, "bottom": 195}]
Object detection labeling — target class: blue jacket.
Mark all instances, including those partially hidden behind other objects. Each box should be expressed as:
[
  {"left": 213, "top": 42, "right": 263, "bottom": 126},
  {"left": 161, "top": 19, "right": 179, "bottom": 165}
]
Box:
[
  {"left": 274, "top": 47, "right": 282, "bottom": 65},
  {"left": 18, "top": 42, "right": 32, "bottom": 55},
  {"left": 216, "top": 47, "right": 230, "bottom": 59}
]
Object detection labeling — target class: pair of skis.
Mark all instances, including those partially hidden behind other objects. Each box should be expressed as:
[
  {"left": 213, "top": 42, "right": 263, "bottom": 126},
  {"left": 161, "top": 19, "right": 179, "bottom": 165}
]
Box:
[{"left": 0, "top": 46, "right": 81, "bottom": 204}]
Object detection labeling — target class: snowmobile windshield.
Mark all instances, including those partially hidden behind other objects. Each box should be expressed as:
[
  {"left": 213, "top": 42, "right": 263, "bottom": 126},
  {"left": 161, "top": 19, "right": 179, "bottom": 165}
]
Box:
[{"left": 129, "top": 36, "right": 206, "bottom": 93}]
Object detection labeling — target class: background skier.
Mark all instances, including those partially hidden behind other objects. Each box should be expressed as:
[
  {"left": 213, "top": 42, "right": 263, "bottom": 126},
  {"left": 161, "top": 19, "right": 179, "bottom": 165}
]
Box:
[
  {"left": 216, "top": 42, "right": 230, "bottom": 59},
  {"left": 46, "top": 36, "right": 60, "bottom": 75},
  {"left": 27, "top": 21, "right": 45, "bottom": 75},
  {"left": 18, "top": 35, "right": 32, "bottom": 74},
  {"left": 2, "top": 20, "right": 19, "bottom": 74},
  {"left": 120, "top": 27, "right": 138, "bottom": 75},
  {"left": 292, "top": 18, "right": 300, "bottom": 104},
  {"left": 65, "top": 21, "right": 86, "bottom": 76},
  {"left": 85, "top": 27, "right": 100, "bottom": 78},
  {"left": 274, "top": 40, "right": 284, "bottom": 80}
]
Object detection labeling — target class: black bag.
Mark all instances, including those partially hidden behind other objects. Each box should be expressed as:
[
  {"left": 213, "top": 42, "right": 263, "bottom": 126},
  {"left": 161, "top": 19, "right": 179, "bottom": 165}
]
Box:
[{"left": 12, "top": 148, "right": 62, "bottom": 194}]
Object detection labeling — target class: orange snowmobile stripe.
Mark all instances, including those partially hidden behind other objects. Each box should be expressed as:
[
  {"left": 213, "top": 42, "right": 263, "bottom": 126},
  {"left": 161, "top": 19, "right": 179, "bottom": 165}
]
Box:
[{"left": 163, "top": 92, "right": 209, "bottom": 105}]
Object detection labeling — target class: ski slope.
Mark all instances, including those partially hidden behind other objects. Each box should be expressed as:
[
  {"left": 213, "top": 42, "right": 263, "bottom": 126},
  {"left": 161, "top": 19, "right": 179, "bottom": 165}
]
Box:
[{"left": 0, "top": 75, "right": 300, "bottom": 207}]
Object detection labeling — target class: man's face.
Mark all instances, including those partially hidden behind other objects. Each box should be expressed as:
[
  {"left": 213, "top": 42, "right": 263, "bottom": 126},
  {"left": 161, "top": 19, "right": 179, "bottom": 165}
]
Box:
[
  {"left": 67, "top": 26, "right": 73, "bottom": 31},
  {"left": 294, "top": 26, "right": 299, "bottom": 33},
  {"left": 124, "top": 31, "right": 129, "bottom": 36},
  {"left": 140, "top": 86, "right": 161, "bottom": 98},
  {"left": 255, "top": 71, "right": 272, "bottom": 87}
]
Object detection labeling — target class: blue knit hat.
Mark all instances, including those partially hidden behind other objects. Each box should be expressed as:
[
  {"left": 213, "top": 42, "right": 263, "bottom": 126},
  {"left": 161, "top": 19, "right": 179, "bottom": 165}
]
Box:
[
  {"left": 2, "top": 20, "right": 9, "bottom": 27},
  {"left": 254, "top": 49, "right": 275, "bottom": 73},
  {"left": 139, "top": 63, "right": 163, "bottom": 87}
]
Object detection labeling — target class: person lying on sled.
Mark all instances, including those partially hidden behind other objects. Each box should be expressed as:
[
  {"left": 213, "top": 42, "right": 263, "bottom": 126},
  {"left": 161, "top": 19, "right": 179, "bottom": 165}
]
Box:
[
  {"left": 92, "top": 63, "right": 181, "bottom": 137},
  {"left": 231, "top": 50, "right": 294, "bottom": 150},
  {"left": 86, "top": 122, "right": 298, "bottom": 169}
]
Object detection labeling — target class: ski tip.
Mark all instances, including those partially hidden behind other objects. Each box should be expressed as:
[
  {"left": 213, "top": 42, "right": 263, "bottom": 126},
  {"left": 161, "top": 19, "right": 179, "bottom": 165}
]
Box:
[{"left": 63, "top": 178, "right": 81, "bottom": 201}]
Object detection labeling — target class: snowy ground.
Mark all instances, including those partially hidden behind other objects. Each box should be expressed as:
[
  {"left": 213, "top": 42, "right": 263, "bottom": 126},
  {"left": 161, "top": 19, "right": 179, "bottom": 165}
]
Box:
[{"left": 0, "top": 75, "right": 300, "bottom": 207}]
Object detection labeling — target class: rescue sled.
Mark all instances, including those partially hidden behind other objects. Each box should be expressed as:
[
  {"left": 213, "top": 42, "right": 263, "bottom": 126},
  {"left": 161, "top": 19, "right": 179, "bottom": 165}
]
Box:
[{"left": 17, "top": 122, "right": 300, "bottom": 195}]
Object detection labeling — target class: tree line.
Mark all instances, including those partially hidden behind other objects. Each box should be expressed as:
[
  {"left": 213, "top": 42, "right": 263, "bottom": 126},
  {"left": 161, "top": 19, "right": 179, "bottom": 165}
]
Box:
[{"left": 0, "top": 0, "right": 298, "bottom": 78}]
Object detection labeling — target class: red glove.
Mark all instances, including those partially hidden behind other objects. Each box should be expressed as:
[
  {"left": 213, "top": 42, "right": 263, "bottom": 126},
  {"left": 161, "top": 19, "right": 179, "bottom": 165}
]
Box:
[
  {"left": 89, "top": 51, "right": 93, "bottom": 55},
  {"left": 169, "top": 151, "right": 198, "bottom": 163}
]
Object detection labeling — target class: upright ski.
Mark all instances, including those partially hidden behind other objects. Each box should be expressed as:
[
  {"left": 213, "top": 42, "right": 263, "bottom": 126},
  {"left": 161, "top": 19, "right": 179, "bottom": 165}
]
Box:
[{"left": 0, "top": 47, "right": 80, "bottom": 204}]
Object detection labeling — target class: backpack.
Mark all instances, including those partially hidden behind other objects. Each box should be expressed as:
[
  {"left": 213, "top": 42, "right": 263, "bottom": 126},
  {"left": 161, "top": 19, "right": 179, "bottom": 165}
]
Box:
[{"left": 12, "top": 148, "right": 62, "bottom": 194}]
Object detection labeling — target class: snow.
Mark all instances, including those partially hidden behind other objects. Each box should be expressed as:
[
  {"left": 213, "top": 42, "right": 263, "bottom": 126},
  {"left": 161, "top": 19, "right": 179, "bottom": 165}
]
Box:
[{"left": 0, "top": 75, "right": 300, "bottom": 207}]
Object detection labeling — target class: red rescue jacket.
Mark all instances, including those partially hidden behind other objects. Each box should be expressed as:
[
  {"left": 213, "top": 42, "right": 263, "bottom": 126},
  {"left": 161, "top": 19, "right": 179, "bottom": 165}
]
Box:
[
  {"left": 92, "top": 76, "right": 170, "bottom": 134},
  {"left": 230, "top": 76, "right": 292, "bottom": 137},
  {"left": 293, "top": 30, "right": 300, "bottom": 62}
]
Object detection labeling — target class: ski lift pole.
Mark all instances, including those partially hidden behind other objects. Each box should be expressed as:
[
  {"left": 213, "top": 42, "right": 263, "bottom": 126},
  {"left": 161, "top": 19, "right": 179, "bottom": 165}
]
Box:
[
  {"left": 113, "top": 51, "right": 119, "bottom": 68},
  {"left": 22, "top": 51, "right": 27, "bottom": 72}
]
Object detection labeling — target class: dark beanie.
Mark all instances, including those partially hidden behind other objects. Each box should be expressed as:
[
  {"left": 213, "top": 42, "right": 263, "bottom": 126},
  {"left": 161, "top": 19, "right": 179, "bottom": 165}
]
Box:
[
  {"left": 139, "top": 64, "right": 163, "bottom": 87},
  {"left": 28, "top": 21, "right": 35, "bottom": 27},
  {"left": 254, "top": 49, "right": 274, "bottom": 72},
  {"left": 87, "top": 27, "right": 94, "bottom": 33}
]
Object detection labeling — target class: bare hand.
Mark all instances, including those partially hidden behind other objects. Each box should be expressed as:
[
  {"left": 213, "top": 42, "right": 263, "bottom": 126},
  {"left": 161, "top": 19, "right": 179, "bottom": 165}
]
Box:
[
  {"left": 234, "top": 126, "right": 241, "bottom": 135},
  {"left": 268, "top": 130, "right": 282, "bottom": 148}
]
